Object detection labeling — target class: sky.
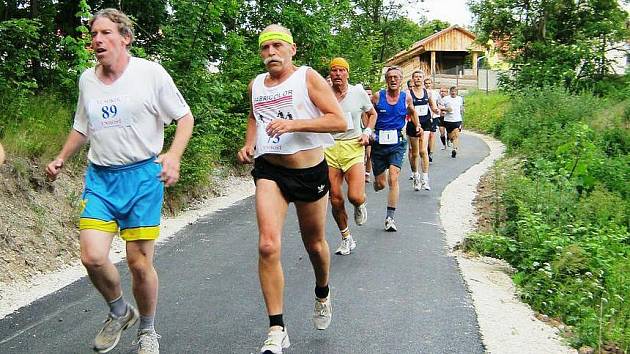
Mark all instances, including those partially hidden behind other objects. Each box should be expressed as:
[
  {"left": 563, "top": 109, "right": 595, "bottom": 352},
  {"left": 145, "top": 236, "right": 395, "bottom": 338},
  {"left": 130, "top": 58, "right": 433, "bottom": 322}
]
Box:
[{"left": 405, "top": 0, "right": 474, "bottom": 27}]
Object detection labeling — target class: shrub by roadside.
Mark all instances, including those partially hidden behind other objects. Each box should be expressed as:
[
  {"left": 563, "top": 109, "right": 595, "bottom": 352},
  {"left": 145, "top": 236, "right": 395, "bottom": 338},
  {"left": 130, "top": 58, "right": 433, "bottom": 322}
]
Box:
[{"left": 464, "top": 89, "right": 629, "bottom": 352}]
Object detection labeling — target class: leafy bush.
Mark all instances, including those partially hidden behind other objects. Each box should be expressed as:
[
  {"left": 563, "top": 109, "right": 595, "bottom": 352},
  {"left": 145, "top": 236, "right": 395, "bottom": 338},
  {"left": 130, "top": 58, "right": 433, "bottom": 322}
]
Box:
[{"left": 465, "top": 88, "right": 630, "bottom": 350}]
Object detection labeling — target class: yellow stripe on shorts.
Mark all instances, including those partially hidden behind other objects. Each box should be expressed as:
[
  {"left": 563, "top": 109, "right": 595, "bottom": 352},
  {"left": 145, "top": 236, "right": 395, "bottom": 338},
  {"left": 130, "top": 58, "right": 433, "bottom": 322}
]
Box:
[
  {"left": 79, "top": 218, "right": 118, "bottom": 233},
  {"left": 120, "top": 226, "right": 160, "bottom": 241}
]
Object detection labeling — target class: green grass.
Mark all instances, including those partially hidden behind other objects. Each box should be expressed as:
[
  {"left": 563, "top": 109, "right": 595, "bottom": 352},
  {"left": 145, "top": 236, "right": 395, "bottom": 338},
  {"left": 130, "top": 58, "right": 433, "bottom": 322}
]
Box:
[
  {"left": 0, "top": 92, "right": 74, "bottom": 161},
  {"left": 463, "top": 90, "right": 511, "bottom": 135}
]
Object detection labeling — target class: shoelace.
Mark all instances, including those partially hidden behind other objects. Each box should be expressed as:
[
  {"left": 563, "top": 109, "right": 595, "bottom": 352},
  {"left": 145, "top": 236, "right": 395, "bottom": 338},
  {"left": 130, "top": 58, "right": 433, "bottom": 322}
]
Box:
[
  {"left": 316, "top": 301, "right": 329, "bottom": 316},
  {"left": 133, "top": 332, "right": 161, "bottom": 348}
]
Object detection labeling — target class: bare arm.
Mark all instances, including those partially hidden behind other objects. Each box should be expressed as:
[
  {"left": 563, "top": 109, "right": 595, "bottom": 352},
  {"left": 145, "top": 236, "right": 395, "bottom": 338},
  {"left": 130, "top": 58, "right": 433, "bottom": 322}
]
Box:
[
  {"left": 265, "top": 69, "right": 346, "bottom": 138},
  {"left": 157, "top": 112, "right": 194, "bottom": 187},
  {"left": 364, "top": 107, "right": 377, "bottom": 131},
  {"left": 406, "top": 93, "right": 419, "bottom": 128},
  {"left": 46, "top": 129, "right": 88, "bottom": 180},
  {"left": 428, "top": 95, "right": 439, "bottom": 115},
  {"left": 358, "top": 106, "right": 377, "bottom": 145},
  {"left": 238, "top": 80, "right": 257, "bottom": 164}
]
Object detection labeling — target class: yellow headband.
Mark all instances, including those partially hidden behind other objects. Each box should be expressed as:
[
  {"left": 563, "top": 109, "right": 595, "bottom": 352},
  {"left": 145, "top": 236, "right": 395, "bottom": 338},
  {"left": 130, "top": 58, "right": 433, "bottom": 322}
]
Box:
[
  {"left": 258, "top": 31, "right": 294, "bottom": 47},
  {"left": 329, "top": 57, "right": 349, "bottom": 72}
]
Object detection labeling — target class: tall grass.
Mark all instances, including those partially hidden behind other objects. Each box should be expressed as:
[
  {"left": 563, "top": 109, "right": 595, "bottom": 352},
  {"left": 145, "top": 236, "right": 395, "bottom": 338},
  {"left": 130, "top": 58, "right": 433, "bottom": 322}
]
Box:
[{"left": 0, "top": 91, "right": 74, "bottom": 161}]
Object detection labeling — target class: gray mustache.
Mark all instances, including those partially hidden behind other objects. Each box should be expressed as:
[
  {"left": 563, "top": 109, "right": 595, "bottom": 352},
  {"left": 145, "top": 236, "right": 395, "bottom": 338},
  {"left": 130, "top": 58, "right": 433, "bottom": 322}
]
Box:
[{"left": 264, "top": 56, "right": 284, "bottom": 65}]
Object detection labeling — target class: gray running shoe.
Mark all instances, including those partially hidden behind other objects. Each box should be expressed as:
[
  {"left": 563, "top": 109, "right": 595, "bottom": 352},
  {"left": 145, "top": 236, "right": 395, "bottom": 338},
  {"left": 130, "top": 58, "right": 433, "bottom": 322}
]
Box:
[
  {"left": 384, "top": 217, "right": 397, "bottom": 232},
  {"left": 354, "top": 202, "right": 368, "bottom": 225},
  {"left": 313, "top": 293, "right": 332, "bottom": 330},
  {"left": 93, "top": 305, "right": 139, "bottom": 353},
  {"left": 133, "top": 329, "right": 161, "bottom": 354},
  {"left": 260, "top": 327, "right": 290, "bottom": 354},
  {"left": 335, "top": 235, "right": 356, "bottom": 255}
]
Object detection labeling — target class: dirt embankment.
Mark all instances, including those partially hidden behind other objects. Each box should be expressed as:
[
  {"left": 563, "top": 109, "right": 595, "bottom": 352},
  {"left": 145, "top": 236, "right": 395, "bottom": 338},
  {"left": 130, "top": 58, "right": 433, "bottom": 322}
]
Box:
[{"left": 0, "top": 158, "right": 82, "bottom": 285}]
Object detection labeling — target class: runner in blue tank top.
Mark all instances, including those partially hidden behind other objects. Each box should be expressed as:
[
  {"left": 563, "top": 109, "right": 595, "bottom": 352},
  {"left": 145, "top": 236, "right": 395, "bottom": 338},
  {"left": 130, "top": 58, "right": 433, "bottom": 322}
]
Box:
[{"left": 370, "top": 66, "right": 416, "bottom": 232}]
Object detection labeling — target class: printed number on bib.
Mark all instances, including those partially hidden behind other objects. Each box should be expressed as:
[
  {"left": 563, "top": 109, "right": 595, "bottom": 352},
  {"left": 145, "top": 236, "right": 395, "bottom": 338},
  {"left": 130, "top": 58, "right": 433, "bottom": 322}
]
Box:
[
  {"left": 88, "top": 96, "right": 132, "bottom": 131},
  {"left": 378, "top": 130, "right": 398, "bottom": 145},
  {"left": 414, "top": 104, "right": 429, "bottom": 117},
  {"left": 344, "top": 112, "right": 354, "bottom": 131}
]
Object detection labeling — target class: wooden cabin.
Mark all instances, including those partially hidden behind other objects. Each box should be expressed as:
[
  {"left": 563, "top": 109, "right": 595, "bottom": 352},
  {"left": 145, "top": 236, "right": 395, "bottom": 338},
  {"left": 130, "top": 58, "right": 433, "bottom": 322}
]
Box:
[{"left": 385, "top": 26, "right": 486, "bottom": 89}]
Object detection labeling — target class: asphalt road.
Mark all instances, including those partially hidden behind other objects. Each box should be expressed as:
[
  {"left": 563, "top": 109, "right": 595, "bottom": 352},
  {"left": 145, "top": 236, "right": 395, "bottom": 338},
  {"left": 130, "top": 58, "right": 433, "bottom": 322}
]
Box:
[{"left": 0, "top": 133, "right": 489, "bottom": 354}]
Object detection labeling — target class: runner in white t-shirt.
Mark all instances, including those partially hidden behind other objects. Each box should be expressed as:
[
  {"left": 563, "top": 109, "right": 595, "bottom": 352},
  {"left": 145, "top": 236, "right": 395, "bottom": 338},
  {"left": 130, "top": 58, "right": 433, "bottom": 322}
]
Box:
[
  {"left": 46, "top": 8, "right": 194, "bottom": 354},
  {"left": 325, "top": 57, "right": 377, "bottom": 256},
  {"left": 441, "top": 86, "right": 464, "bottom": 158}
]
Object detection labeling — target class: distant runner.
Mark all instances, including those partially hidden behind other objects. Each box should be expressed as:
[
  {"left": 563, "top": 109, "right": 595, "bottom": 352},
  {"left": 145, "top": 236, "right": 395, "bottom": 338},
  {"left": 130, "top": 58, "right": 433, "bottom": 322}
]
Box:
[{"left": 441, "top": 86, "right": 464, "bottom": 158}]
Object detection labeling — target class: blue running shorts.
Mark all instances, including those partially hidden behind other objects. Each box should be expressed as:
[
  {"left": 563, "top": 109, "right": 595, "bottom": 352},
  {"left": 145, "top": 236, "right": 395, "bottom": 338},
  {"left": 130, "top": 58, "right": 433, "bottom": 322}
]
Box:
[{"left": 79, "top": 157, "right": 163, "bottom": 241}]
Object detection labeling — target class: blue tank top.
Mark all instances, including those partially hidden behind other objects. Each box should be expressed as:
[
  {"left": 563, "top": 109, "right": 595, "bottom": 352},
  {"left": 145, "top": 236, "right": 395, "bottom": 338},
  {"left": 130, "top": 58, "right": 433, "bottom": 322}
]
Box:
[
  {"left": 375, "top": 90, "right": 407, "bottom": 131},
  {"left": 410, "top": 88, "right": 431, "bottom": 123}
]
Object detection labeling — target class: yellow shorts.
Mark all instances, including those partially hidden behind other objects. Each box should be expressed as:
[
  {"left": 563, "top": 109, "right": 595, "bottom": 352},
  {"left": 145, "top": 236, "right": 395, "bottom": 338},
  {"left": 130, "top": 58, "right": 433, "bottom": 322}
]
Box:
[{"left": 324, "top": 139, "right": 365, "bottom": 172}]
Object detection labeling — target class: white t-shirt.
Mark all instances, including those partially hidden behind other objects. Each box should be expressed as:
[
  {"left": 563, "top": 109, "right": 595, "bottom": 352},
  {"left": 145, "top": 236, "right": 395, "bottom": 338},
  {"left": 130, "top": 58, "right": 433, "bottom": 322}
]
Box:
[
  {"left": 442, "top": 95, "right": 464, "bottom": 122},
  {"left": 73, "top": 57, "right": 190, "bottom": 166},
  {"left": 334, "top": 84, "right": 372, "bottom": 140},
  {"left": 428, "top": 89, "right": 441, "bottom": 118},
  {"left": 251, "top": 66, "right": 334, "bottom": 158}
]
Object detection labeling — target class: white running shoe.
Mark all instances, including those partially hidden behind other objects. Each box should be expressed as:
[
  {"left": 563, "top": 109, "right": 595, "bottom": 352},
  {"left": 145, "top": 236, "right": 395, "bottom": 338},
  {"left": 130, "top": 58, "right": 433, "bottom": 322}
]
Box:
[
  {"left": 354, "top": 202, "right": 367, "bottom": 226},
  {"left": 335, "top": 236, "right": 356, "bottom": 255},
  {"left": 313, "top": 294, "right": 332, "bottom": 330},
  {"left": 413, "top": 175, "right": 421, "bottom": 191},
  {"left": 134, "top": 329, "right": 161, "bottom": 354},
  {"left": 441, "top": 145, "right": 446, "bottom": 150},
  {"left": 384, "top": 217, "right": 397, "bottom": 232},
  {"left": 423, "top": 179, "right": 431, "bottom": 191},
  {"left": 260, "top": 327, "right": 290, "bottom": 354}
]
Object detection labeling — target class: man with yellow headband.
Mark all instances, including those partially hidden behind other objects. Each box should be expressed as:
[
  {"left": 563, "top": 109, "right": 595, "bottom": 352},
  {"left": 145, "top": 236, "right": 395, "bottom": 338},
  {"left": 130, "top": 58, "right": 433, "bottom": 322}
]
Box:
[
  {"left": 325, "top": 57, "right": 376, "bottom": 256},
  {"left": 237, "top": 24, "right": 346, "bottom": 354}
]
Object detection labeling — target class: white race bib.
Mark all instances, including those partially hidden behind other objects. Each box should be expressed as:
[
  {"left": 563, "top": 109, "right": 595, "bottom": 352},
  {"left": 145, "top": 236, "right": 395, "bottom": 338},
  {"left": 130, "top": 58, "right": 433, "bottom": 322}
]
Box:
[
  {"left": 88, "top": 96, "right": 133, "bottom": 131},
  {"left": 255, "top": 122, "right": 283, "bottom": 153},
  {"left": 345, "top": 112, "right": 354, "bottom": 131},
  {"left": 414, "top": 104, "right": 429, "bottom": 117},
  {"left": 378, "top": 129, "right": 398, "bottom": 145}
]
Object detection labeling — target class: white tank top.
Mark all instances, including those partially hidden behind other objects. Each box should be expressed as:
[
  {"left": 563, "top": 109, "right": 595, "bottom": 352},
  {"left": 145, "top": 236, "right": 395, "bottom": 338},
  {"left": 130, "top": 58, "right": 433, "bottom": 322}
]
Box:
[{"left": 252, "top": 66, "right": 334, "bottom": 158}]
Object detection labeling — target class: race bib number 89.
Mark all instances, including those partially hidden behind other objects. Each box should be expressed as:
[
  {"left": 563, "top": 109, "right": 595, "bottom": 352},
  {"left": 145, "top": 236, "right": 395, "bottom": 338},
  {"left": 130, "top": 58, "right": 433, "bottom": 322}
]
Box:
[{"left": 88, "top": 96, "right": 132, "bottom": 131}]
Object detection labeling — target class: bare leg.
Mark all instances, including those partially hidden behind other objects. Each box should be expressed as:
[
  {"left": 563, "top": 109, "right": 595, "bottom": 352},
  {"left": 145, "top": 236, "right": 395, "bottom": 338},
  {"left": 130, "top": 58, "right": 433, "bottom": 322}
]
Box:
[
  {"left": 345, "top": 162, "right": 366, "bottom": 207},
  {"left": 295, "top": 196, "right": 330, "bottom": 288},
  {"left": 80, "top": 230, "right": 121, "bottom": 302},
  {"left": 256, "top": 180, "right": 290, "bottom": 317},
  {"left": 419, "top": 130, "right": 430, "bottom": 173},
  {"left": 126, "top": 240, "right": 158, "bottom": 317},
  {"left": 328, "top": 166, "right": 348, "bottom": 231},
  {"left": 408, "top": 136, "right": 419, "bottom": 174},
  {"left": 387, "top": 165, "right": 401, "bottom": 208}
]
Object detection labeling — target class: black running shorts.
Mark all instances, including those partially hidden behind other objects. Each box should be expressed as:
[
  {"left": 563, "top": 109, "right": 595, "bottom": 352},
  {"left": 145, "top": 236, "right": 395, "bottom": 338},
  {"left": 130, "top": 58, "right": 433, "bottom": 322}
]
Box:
[
  {"left": 444, "top": 121, "right": 462, "bottom": 134},
  {"left": 252, "top": 157, "right": 330, "bottom": 202}
]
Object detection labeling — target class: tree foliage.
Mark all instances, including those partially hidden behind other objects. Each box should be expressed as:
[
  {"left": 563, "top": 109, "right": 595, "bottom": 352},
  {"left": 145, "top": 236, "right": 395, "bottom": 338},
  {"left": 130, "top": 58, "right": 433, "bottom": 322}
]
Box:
[
  {"left": 468, "top": 0, "right": 630, "bottom": 93},
  {"left": 0, "top": 0, "right": 446, "bottom": 199}
]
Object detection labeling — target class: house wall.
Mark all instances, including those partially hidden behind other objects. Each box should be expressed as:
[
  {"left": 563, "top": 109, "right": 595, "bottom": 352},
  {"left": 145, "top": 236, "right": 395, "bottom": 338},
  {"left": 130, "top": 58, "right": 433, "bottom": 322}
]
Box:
[{"left": 423, "top": 30, "right": 484, "bottom": 52}]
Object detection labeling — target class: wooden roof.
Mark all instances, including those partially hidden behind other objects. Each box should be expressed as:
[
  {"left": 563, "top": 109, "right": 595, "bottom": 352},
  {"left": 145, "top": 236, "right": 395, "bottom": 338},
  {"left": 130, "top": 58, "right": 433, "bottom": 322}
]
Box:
[{"left": 386, "top": 25, "right": 485, "bottom": 66}]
